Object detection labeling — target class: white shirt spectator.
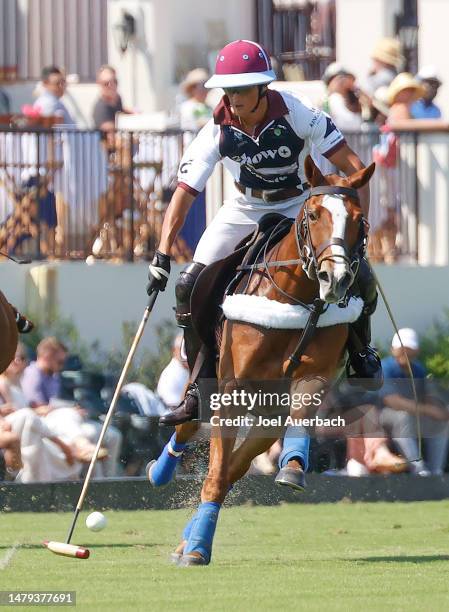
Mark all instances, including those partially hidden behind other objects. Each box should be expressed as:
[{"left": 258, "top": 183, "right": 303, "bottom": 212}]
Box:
[
  {"left": 33, "top": 90, "right": 75, "bottom": 126},
  {"left": 327, "top": 92, "right": 363, "bottom": 131},
  {"left": 157, "top": 357, "right": 189, "bottom": 408}
]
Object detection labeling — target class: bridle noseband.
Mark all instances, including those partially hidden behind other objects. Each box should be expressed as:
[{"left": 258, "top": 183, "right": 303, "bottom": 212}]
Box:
[{"left": 296, "top": 185, "right": 366, "bottom": 282}]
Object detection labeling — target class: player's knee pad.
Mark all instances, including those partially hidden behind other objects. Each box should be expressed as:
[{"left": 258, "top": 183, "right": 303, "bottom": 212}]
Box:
[{"left": 175, "top": 262, "right": 205, "bottom": 326}]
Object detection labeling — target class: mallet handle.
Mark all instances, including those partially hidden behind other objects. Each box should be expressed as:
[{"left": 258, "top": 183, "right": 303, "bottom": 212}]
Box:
[{"left": 74, "top": 292, "right": 159, "bottom": 514}]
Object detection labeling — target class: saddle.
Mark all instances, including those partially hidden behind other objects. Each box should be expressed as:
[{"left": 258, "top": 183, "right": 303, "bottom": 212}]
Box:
[{"left": 190, "top": 213, "right": 293, "bottom": 348}]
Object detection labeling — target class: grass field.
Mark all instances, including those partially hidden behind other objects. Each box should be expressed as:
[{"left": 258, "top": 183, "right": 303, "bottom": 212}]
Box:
[{"left": 2, "top": 501, "right": 449, "bottom": 611}]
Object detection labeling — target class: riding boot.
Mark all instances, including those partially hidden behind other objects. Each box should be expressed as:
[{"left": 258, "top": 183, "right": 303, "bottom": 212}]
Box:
[
  {"left": 346, "top": 258, "right": 383, "bottom": 391},
  {"left": 159, "top": 262, "right": 216, "bottom": 426}
]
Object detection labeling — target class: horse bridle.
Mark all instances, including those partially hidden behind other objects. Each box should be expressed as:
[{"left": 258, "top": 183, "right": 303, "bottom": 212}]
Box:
[
  {"left": 295, "top": 185, "right": 366, "bottom": 283},
  {"left": 239, "top": 185, "right": 366, "bottom": 309}
]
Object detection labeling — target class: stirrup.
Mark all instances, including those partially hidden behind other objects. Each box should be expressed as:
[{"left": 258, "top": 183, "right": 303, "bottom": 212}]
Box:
[{"left": 346, "top": 345, "right": 383, "bottom": 391}]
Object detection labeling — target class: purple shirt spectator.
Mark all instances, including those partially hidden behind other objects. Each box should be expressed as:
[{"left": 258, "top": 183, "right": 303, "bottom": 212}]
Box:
[{"left": 21, "top": 361, "right": 61, "bottom": 407}]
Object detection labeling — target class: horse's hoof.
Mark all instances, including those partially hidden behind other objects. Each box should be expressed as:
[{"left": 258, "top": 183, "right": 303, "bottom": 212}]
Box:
[
  {"left": 170, "top": 552, "right": 183, "bottom": 565},
  {"left": 169, "top": 541, "right": 186, "bottom": 564},
  {"left": 275, "top": 466, "right": 306, "bottom": 492},
  {"left": 146, "top": 460, "right": 169, "bottom": 488},
  {"left": 178, "top": 553, "right": 209, "bottom": 567}
]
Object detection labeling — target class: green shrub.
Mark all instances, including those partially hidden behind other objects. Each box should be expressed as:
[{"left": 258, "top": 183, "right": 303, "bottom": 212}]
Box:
[{"left": 420, "top": 309, "right": 449, "bottom": 382}]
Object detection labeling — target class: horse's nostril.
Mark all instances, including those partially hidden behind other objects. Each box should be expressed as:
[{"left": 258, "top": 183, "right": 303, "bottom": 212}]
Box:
[
  {"left": 339, "top": 272, "right": 352, "bottom": 290},
  {"left": 318, "top": 270, "right": 330, "bottom": 284}
]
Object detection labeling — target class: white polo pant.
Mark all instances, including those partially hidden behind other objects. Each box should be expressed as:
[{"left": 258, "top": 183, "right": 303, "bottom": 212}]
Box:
[{"left": 193, "top": 196, "right": 305, "bottom": 266}]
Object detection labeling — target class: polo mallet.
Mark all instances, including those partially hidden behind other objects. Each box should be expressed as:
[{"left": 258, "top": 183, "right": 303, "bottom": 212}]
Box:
[{"left": 44, "top": 291, "right": 159, "bottom": 559}]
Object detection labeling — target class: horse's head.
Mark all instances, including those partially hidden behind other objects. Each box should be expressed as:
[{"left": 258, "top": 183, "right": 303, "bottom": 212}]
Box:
[{"left": 298, "top": 156, "right": 375, "bottom": 303}]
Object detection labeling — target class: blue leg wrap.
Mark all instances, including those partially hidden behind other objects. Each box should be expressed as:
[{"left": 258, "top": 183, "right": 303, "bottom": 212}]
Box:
[
  {"left": 150, "top": 433, "right": 186, "bottom": 487},
  {"left": 183, "top": 502, "right": 221, "bottom": 563},
  {"left": 182, "top": 511, "right": 199, "bottom": 541},
  {"left": 279, "top": 426, "right": 310, "bottom": 471}
]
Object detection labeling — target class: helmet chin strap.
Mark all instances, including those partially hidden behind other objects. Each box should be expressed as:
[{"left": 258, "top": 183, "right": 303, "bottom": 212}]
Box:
[{"left": 250, "top": 85, "right": 268, "bottom": 113}]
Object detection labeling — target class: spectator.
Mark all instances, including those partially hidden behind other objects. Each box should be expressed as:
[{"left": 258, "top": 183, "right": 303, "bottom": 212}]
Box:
[
  {"left": 33, "top": 65, "right": 75, "bottom": 125},
  {"left": 0, "top": 87, "right": 10, "bottom": 114},
  {"left": 179, "top": 68, "right": 212, "bottom": 131},
  {"left": 386, "top": 72, "right": 425, "bottom": 122},
  {"left": 380, "top": 328, "right": 449, "bottom": 474},
  {"left": 363, "top": 38, "right": 403, "bottom": 96},
  {"left": 370, "top": 85, "right": 390, "bottom": 127},
  {"left": 321, "top": 62, "right": 363, "bottom": 131},
  {"left": 411, "top": 66, "right": 443, "bottom": 119},
  {"left": 93, "top": 65, "right": 127, "bottom": 133},
  {"left": 21, "top": 337, "right": 122, "bottom": 477},
  {"left": 157, "top": 334, "right": 189, "bottom": 409},
  {"left": 0, "top": 343, "right": 77, "bottom": 482},
  {"left": 0, "top": 419, "right": 21, "bottom": 480}
]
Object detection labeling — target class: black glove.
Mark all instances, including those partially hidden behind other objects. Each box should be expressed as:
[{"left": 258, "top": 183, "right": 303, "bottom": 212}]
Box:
[{"left": 147, "top": 250, "right": 171, "bottom": 295}]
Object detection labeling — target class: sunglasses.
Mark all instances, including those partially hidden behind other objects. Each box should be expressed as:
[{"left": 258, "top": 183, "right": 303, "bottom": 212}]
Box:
[
  {"left": 224, "top": 86, "right": 252, "bottom": 95},
  {"left": 100, "top": 79, "right": 118, "bottom": 86}
]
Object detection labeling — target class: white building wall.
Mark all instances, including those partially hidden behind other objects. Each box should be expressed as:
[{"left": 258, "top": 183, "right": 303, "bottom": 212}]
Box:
[
  {"left": 108, "top": 0, "right": 255, "bottom": 113},
  {"left": 336, "top": 0, "right": 401, "bottom": 81},
  {"left": 418, "top": 0, "right": 448, "bottom": 118},
  {"left": 1, "top": 261, "right": 448, "bottom": 353}
]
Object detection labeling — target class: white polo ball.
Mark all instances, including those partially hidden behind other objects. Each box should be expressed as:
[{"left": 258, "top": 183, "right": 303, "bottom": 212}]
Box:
[
  {"left": 85, "top": 255, "right": 96, "bottom": 266},
  {"left": 86, "top": 511, "right": 107, "bottom": 532}
]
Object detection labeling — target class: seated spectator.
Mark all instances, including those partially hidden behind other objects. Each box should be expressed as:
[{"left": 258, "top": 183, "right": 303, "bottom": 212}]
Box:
[
  {"left": 93, "top": 65, "right": 128, "bottom": 133},
  {"left": 386, "top": 73, "right": 425, "bottom": 122},
  {"left": 363, "top": 38, "right": 403, "bottom": 96},
  {"left": 179, "top": 68, "right": 212, "bottom": 131},
  {"left": 21, "top": 337, "right": 122, "bottom": 477},
  {"left": 33, "top": 65, "right": 75, "bottom": 125},
  {"left": 0, "top": 343, "right": 77, "bottom": 482},
  {"left": 157, "top": 334, "right": 189, "bottom": 409},
  {"left": 411, "top": 66, "right": 443, "bottom": 119},
  {"left": 0, "top": 419, "right": 21, "bottom": 480},
  {"left": 380, "top": 328, "right": 449, "bottom": 474},
  {"left": 321, "top": 62, "right": 363, "bottom": 131}
]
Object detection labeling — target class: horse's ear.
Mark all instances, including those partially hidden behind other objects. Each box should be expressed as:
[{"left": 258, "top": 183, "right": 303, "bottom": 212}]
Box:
[
  {"left": 304, "top": 155, "right": 325, "bottom": 187},
  {"left": 348, "top": 162, "right": 376, "bottom": 189}
]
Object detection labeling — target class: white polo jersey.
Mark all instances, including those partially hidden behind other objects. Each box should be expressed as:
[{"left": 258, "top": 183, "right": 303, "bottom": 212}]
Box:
[{"left": 177, "top": 89, "right": 346, "bottom": 210}]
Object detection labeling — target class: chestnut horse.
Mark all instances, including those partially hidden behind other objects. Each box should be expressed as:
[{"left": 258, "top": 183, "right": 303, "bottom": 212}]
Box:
[{"left": 170, "top": 156, "right": 376, "bottom": 565}]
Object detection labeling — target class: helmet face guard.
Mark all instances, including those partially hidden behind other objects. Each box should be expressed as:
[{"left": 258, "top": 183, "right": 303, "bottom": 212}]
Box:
[{"left": 205, "top": 40, "right": 276, "bottom": 89}]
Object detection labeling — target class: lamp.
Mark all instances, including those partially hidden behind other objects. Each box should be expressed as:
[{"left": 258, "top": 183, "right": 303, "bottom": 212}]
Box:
[{"left": 113, "top": 10, "right": 136, "bottom": 54}]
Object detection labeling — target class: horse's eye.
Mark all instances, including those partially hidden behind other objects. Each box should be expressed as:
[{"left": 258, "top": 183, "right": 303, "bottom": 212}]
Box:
[{"left": 308, "top": 210, "right": 319, "bottom": 222}]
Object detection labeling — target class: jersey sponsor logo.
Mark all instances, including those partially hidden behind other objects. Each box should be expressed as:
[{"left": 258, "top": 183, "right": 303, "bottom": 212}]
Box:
[
  {"left": 324, "top": 117, "right": 338, "bottom": 138},
  {"left": 179, "top": 160, "right": 193, "bottom": 174},
  {"left": 278, "top": 146, "right": 291, "bottom": 158},
  {"left": 238, "top": 145, "right": 292, "bottom": 165}
]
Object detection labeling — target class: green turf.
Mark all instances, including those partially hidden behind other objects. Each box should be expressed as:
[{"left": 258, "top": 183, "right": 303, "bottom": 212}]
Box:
[{"left": 1, "top": 501, "right": 449, "bottom": 611}]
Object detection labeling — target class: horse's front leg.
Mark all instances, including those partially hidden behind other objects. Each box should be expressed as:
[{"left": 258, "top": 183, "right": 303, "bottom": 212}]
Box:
[
  {"left": 179, "top": 411, "right": 239, "bottom": 566},
  {"left": 146, "top": 421, "right": 199, "bottom": 487}
]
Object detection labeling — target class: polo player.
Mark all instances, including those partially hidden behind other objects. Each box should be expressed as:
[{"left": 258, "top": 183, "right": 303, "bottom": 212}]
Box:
[{"left": 146, "top": 40, "right": 381, "bottom": 486}]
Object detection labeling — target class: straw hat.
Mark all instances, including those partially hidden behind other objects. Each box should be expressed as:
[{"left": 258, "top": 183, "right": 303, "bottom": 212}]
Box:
[
  {"left": 181, "top": 68, "right": 209, "bottom": 94},
  {"left": 371, "top": 38, "right": 404, "bottom": 70},
  {"left": 386, "top": 72, "right": 425, "bottom": 105}
]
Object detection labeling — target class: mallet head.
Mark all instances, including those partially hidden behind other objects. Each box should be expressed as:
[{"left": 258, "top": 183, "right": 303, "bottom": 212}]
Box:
[{"left": 43, "top": 541, "right": 90, "bottom": 559}]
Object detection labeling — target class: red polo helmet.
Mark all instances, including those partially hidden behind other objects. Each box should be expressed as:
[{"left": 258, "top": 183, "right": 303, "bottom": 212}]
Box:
[{"left": 205, "top": 40, "right": 276, "bottom": 89}]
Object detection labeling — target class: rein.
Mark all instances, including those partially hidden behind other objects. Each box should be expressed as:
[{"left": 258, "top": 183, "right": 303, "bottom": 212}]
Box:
[
  {"left": 238, "top": 185, "right": 364, "bottom": 307},
  {"left": 236, "top": 184, "right": 365, "bottom": 374}
]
